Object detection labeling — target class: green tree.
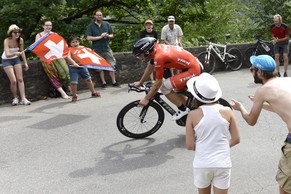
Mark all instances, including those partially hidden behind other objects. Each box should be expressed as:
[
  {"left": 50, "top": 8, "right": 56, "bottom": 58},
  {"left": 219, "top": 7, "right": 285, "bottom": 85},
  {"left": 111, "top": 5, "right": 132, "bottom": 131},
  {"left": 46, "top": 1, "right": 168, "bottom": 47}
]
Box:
[
  {"left": 244, "top": 0, "right": 291, "bottom": 41},
  {"left": 185, "top": 0, "right": 251, "bottom": 45},
  {"left": 0, "top": 0, "right": 207, "bottom": 53},
  {"left": 1, "top": 0, "right": 288, "bottom": 55}
]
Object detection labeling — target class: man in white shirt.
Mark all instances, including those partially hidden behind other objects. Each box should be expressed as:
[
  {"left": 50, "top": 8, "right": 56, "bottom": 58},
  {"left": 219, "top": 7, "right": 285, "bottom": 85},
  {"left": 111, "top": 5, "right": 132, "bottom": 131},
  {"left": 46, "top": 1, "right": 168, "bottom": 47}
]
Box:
[
  {"left": 161, "top": 16, "right": 184, "bottom": 76},
  {"left": 161, "top": 16, "right": 183, "bottom": 47}
]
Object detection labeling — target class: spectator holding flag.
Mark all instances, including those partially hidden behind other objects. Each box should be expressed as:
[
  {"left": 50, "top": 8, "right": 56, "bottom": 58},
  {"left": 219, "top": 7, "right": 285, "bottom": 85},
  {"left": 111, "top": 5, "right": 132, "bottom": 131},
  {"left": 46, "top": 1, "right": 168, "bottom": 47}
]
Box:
[
  {"left": 35, "top": 20, "right": 71, "bottom": 99},
  {"left": 66, "top": 35, "right": 101, "bottom": 102},
  {"left": 1, "top": 24, "right": 31, "bottom": 106}
]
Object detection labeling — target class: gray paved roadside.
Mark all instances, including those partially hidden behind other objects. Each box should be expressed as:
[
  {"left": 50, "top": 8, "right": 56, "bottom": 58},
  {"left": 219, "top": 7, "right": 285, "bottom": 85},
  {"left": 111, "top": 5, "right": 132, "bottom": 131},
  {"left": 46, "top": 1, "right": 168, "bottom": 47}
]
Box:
[{"left": 0, "top": 69, "right": 286, "bottom": 194}]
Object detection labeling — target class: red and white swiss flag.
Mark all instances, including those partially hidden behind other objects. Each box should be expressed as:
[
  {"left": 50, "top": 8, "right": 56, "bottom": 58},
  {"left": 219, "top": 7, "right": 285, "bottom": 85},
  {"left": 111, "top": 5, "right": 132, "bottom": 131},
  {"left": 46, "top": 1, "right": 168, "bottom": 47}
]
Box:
[
  {"left": 69, "top": 47, "right": 114, "bottom": 71},
  {"left": 27, "top": 33, "right": 69, "bottom": 64}
]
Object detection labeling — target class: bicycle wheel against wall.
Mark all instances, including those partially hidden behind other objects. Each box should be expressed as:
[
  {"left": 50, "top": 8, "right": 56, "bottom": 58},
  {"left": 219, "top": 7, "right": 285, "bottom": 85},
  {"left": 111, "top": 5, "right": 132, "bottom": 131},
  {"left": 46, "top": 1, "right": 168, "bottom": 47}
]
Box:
[
  {"left": 226, "top": 48, "right": 243, "bottom": 70},
  {"left": 197, "top": 51, "right": 216, "bottom": 74},
  {"left": 116, "top": 100, "right": 165, "bottom": 139},
  {"left": 244, "top": 47, "right": 262, "bottom": 68}
]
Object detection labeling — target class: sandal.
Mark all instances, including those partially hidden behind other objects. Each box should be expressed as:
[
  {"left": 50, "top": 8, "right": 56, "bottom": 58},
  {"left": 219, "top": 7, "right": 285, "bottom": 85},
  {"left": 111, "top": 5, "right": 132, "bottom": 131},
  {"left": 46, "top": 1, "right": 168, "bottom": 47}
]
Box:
[
  {"left": 92, "top": 92, "right": 101, "bottom": 97},
  {"left": 101, "top": 83, "right": 107, "bottom": 88},
  {"left": 72, "top": 96, "right": 78, "bottom": 102}
]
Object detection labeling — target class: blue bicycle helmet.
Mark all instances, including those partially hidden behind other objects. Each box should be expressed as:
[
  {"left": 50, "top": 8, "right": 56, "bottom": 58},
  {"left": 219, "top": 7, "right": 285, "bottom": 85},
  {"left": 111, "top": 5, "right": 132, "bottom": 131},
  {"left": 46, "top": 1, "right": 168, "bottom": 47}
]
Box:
[{"left": 132, "top": 37, "right": 157, "bottom": 57}]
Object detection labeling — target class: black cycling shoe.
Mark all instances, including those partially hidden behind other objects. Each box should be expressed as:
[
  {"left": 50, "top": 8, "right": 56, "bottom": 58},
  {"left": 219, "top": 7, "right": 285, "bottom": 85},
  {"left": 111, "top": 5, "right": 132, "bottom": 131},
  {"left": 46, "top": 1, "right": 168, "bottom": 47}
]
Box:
[{"left": 112, "top": 82, "right": 121, "bottom": 87}]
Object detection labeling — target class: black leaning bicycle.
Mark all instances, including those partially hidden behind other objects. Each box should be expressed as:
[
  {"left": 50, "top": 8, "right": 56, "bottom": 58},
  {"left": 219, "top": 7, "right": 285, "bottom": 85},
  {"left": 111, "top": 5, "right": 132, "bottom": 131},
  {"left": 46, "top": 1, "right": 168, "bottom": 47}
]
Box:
[
  {"left": 244, "top": 36, "right": 274, "bottom": 68},
  {"left": 116, "top": 82, "right": 231, "bottom": 139}
]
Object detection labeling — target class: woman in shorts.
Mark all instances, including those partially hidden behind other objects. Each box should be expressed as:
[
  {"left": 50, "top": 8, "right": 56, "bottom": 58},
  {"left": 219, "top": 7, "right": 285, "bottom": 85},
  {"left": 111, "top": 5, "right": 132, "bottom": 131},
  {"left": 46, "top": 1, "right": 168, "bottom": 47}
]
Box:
[{"left": 2, "top": 24, "right": 31, "bottom": 105}]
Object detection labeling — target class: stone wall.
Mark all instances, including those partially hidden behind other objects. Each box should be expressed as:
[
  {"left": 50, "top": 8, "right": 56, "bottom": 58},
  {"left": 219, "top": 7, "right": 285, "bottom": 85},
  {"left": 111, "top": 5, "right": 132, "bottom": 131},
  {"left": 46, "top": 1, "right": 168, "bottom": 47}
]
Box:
[{"left": 0, "top": 43, "right": 255, "bottom": 105}]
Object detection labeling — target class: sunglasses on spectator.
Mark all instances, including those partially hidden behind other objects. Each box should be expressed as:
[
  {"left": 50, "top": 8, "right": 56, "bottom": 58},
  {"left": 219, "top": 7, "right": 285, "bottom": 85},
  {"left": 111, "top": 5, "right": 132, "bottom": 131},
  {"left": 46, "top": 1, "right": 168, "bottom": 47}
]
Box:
[
  {"left": 13, "top": 31, "right": 21, "bottom": 34},
  {"left": 249, "top": 67, "right": 258, "bottom": 72}
]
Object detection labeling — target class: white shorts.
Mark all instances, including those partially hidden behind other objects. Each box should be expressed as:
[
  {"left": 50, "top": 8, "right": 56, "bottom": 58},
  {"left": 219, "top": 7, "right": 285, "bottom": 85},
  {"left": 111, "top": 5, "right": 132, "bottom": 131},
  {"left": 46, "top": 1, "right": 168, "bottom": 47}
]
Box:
[{"left": 193, "top": 168, "right": 231, "bottom": 189}]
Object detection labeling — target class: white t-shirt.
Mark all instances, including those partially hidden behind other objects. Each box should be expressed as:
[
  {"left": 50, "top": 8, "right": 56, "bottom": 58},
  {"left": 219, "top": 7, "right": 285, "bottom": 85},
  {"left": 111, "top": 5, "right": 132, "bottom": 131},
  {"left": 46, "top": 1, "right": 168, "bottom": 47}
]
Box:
[
  {"left": 161, "top": 24, "right": 183, "bottom": 45},
  {"left": 193, "top": 104, "right": 231, "bottom": 168}
]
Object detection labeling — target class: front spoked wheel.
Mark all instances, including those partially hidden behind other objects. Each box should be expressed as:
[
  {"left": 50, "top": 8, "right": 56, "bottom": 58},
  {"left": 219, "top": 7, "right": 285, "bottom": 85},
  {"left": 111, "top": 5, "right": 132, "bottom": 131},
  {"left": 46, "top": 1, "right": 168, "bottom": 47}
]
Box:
[
  {"left": 244, "top": 47, "right": 261, "bottom": 68},
  {"left": 116, "top": 100, "right": 164, "bottom": 139},
  {"left": 226, "top": 48, "right": 243, "bottom": 71},
  {"left": 197, "top": 51, "right": 216, "bottom": 74}
]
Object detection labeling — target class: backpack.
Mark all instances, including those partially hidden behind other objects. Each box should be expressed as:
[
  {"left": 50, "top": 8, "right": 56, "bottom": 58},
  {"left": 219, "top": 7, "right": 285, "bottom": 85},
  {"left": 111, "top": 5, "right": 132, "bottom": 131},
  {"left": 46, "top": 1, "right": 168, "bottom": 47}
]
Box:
[
  {"left": 48, "top": 84, "right": 68, "bottom": 98},
  {"left": 48, "top": 85, "right": 61, "bottom": 98}
]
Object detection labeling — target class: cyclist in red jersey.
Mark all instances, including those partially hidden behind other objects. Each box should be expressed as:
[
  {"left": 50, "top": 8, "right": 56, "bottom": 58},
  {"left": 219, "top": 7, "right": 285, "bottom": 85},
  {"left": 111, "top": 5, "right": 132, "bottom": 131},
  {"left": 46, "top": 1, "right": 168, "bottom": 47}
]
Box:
[{"left": 132, "top": 37, "right": 202, "bottom": 120}]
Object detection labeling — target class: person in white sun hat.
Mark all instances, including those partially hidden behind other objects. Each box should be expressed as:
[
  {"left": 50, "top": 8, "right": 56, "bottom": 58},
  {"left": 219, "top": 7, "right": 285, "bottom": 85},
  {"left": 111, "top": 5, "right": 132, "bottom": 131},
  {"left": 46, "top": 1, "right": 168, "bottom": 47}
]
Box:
[
  {"left": 2, "top": 24, "right": 31, "bottom": 106},
  {"left": 186, "top": 72, "right": 240, "bottom": 194}
]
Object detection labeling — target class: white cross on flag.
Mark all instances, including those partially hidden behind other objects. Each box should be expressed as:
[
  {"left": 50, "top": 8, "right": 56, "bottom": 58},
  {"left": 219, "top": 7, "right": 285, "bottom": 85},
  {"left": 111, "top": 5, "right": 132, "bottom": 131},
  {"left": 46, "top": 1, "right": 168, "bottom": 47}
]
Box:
[
  {"left": 69, "top": 47, "right": 115, "bottom": 71},
  {"left": 26, "top": 33, "right": 69, "bottom": 64}
]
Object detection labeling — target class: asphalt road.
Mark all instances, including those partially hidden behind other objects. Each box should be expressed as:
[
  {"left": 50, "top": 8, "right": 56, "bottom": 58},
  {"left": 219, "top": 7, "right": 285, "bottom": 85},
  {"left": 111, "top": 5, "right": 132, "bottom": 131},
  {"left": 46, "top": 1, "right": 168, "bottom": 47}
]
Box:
[{"left": 0, "top": 68, "right": 287, "bottom": 194}]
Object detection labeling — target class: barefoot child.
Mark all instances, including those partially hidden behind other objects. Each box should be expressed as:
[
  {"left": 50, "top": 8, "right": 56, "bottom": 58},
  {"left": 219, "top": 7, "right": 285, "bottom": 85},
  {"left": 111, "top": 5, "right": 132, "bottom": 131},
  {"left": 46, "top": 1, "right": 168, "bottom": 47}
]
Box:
[{"left": 66, "top": 36, "right": 101, "bottom": 102}]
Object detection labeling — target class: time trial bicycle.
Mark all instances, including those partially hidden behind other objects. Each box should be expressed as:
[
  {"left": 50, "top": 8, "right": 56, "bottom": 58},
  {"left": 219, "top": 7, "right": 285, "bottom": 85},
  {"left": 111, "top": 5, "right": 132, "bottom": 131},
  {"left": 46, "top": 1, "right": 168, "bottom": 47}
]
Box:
[
  {"left": 197, "top": 34, "right": 243, "bottom": 74},
  {"left": 116, "top": 82, "right": 231, "bottom": 139}
]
